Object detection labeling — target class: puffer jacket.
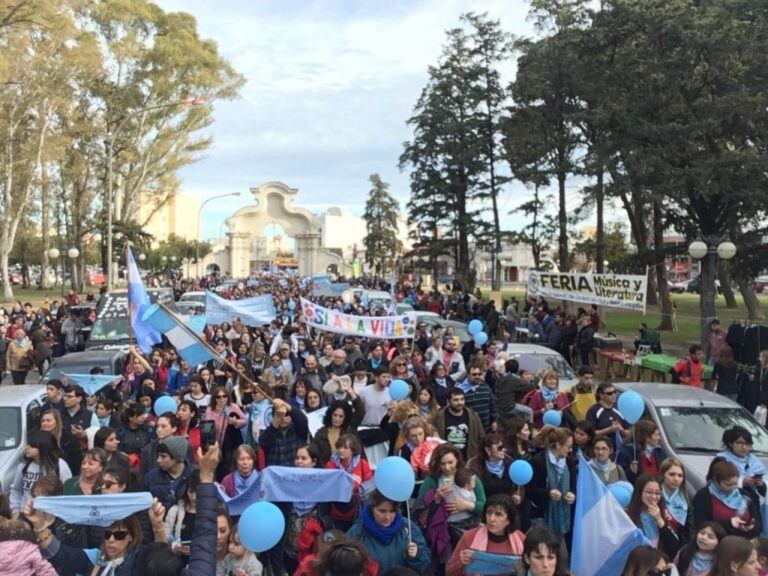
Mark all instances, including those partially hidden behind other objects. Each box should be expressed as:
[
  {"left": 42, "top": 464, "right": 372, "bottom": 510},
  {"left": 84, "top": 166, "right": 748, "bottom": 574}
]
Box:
[
  {"left": 0, "top": 536, "right": 58, "bottom": 576},
  {"left": 345, "top": 517, "right": 431, "bottom": 574}
]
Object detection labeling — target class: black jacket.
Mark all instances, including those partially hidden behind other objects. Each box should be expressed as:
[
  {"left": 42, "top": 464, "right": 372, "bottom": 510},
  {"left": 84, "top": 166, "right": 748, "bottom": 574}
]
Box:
[
  {"left": 140, "top": 462, "right": 197, "bottom": 511},
  {"left": 528, "top": 450, "right": 577, "bottom": 520},
  {"left": 693, "top": 485, "right": 762, "bottom": 539}
]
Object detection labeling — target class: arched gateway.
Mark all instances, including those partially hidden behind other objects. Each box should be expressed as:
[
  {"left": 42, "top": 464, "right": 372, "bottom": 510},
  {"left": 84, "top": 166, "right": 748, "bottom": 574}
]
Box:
[{"left": 224, "top": 181, "right": 343, "bottom": 277}]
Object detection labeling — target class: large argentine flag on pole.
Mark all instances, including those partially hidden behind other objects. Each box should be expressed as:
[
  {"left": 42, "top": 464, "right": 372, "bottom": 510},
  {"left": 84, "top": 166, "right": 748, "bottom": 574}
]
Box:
[
  {"left": 127, "top": 247, "right": 162, "bottom": 353},
  {"left": 571, "top": 454, "right": 648, "bottom": 576},
  {"left": 141, "top": 303, "right": 218, "bottom": 366}
]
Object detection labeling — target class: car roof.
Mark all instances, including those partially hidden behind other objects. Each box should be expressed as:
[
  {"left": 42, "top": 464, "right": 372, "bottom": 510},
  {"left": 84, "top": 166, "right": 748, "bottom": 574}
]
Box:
[
  {"left": 617, "top": 382, "right": 741, "bottom": 408},
  {"left": 0, "top": 385, "right": 46, "bottom": 406},
  {"left": 504, "top": 343, "right": 564, "bottom": 355},
  {"left": 50, "top": 350, "right": 126, "bottom": 364},
  {"left": 181, "top": 291, "right": 205, "bottom": 297}
]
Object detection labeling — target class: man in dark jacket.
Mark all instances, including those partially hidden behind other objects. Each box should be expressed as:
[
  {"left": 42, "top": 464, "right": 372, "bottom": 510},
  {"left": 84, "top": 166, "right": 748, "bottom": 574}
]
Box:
[
  {"left": 62, "top": 385, "right": 91, "bottom": 445},
  {"left": 141, "top": 436, "right": 197, "bottom": 510},
  {"left": 259, "top": 397, "right": 309, "bottom": 466},
  {"left": 494, "top": 359, "right": 535, "bottom": 423}
]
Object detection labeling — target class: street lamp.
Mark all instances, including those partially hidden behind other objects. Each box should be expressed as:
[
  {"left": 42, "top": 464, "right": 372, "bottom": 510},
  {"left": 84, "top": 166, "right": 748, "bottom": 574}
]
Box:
[
  {"left": 106, "top": 97, "right": 208, "bottom": 290},
  {"left": 138, "top": 253, "right": 146, "bottom": 263},
  {"left": 197, "top": 192, "right": 242, "bottom": 277},
  {"left": 688, "top": 237, "right": 737, "bottom": 344},
  {"left": 47, "top": 248, "right": 61, "bottom": 297},
  {"left": 66, "top": 248, "right": 79, "bottom": 293}
]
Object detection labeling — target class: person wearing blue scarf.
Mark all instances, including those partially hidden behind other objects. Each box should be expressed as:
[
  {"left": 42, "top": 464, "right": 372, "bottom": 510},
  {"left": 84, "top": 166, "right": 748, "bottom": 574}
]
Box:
[
  {"left": 693, "top": 459, "right": 762, "bottom": 539},
  {"left": 719, "top": 425, "right": 767, "bottom": 499},
  {"left": 346, "top": 491, "right": 430, "bottom": 574},
  {"left": 675, "top": 522, "right": 724, "bottom": 576},
  {"left": 628, "top": 475, "right": 682, "bottom": 558}
]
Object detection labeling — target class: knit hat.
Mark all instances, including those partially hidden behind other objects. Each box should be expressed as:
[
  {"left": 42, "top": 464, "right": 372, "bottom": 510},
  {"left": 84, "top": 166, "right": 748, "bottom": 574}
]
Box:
[{"left": 159, "top": 436, "right": 189, "bottom": 462}]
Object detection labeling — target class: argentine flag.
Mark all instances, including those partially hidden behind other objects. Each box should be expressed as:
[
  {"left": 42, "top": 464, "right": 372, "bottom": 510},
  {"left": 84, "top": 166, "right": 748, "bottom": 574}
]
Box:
[
  {"left": 127, "top": 247, "right": 162, "bottom": 353},
  {"left": 571, "top": 454, "right": 649, "bottom": 576},
  {"left": 141, "top": 303, "right": 218, "bottom": 366}
]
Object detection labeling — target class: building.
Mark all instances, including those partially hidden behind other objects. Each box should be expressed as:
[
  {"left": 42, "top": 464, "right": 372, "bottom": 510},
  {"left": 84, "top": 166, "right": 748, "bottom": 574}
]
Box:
[
  {"left": 139, "top": 191, "right": 201, "bottom": 242},
  {"left": 201, "top": 181, "right": 412, "bottom": 277}
]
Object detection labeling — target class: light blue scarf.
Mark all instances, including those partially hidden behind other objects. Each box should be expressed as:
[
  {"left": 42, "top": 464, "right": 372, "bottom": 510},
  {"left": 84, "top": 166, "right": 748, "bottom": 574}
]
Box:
[
  {"left": 640, "top": 511, "right": 659, "bottom": 545},
  {"left": 486, "top": 459, "right": 504, "bottom": 479},
  {"left": 708, "top": 482, "right": 747, "bottom": 515},
  {"left": 593, "top": 458, "right": 609, "bottom": 472},
  {"left": 662, "top": 486, "right": 688, "bottom": 526},
  {"left": 541, "top": 387, "right": 558, "bottom": 403},
  {"left": 457, "top": 378, "right": 475, "bottom": 393},
  {"left": 434, "top": 377, "right": 448, "bottom": 388},
  {"left": 717, "top": 449, "right": 767, "bottom": 478},
  {"left": 691, "top": 552, "right": 714, "bottom": 575},
  {"left": 545, "top": 450, "right": 570, "bottom": 535},
  {"left": 33, "top": 493, "right": 153, "bottom": 527},
  {"left": 645, "top": 444, "right": 660, "bottom": 458},
  {"left": 234, "top": 469, "right": 259, "bottom": 495}
]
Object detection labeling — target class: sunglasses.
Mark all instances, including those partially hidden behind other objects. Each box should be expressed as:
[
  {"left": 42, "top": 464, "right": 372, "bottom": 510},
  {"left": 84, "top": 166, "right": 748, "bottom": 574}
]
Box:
[
  {"left": 647, "top": 569, "right": 672, "bottom": 576},
  {"left": 102, "top": 480, "right": 120, "bottom": 490},
  {"left": 215, "top": 395, "right": 228, "bottom": 399},
  {"left": 603, "top": 390, "right": 616, "bottom": 396},
  {"left": 105, "top": 529, "right": 130, "bottom": 541}
]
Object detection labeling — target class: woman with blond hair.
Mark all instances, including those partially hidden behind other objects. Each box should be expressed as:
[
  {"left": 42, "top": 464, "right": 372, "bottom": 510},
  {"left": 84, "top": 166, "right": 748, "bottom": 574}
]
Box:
[{"left": 526, "top": 370, "right": 570, "bottom": 429}]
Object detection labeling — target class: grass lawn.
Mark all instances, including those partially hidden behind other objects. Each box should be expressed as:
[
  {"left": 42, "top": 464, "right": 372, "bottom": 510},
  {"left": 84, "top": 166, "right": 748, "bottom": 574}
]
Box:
[
  {"left": 493, "top": 288, "right": 768, "bottom": 354},
  {"left": 0, "top": 286, "right": 95, "bottom": 308}
]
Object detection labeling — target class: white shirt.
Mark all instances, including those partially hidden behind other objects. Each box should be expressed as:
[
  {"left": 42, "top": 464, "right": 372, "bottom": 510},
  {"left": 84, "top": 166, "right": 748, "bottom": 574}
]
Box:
[{"left": 357, "top": 385, "right": 392, "bottom": 427}]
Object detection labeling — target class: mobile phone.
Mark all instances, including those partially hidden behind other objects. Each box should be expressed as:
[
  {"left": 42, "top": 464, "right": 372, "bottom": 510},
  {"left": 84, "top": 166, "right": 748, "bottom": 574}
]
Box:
[
  {"left": 200, "top": 419, "right": 216, "bottom": 453},
  {"left": 754, "top": 474, "right": 764, "bottom": 479}
]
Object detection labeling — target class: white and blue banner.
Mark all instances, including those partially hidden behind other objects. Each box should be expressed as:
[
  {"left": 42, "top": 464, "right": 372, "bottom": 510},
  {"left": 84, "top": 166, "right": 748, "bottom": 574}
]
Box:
[
  {"left": 216, "top": 467, "right": 354, "bottom": 516},
  {"left": 311, "top": 280, "right": 350, "bottom": 297},
  {"left": 527, "top": 271, "right": 648, "bottom": 312},
  {"left": 466, "top": 551, "right": 520, "bottom": 575},
  {"left": 571, "top": 454, "right": 648, "bottom": 576},
  {"left": 205, "top": 291, "right": 277, "bottom": 326},
  {"left": 34, "top": 493, "right": 153, "bottom": 527}
]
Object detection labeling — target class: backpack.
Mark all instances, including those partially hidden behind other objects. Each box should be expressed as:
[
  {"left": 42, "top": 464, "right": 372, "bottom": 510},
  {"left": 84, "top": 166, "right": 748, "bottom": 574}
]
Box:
[{"left": 670, "top": 358, "right": 692, "bottom": 384}]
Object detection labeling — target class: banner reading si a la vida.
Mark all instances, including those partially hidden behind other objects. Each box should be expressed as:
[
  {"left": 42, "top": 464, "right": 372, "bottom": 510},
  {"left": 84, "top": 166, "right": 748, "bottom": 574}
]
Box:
[
  {"left": 300, "top": 297, "right": 416, "bottom": 339},
  {"left": 527, "top": 271, "right": 648, "bottom": 312}
]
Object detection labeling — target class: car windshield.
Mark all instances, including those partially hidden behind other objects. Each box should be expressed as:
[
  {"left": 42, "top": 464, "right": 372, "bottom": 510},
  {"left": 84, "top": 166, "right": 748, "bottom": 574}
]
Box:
[
  {"left": 510, "top": 353, "right": 575, "bottom": 381},
  {"left": 89, "top": 318, "right": 130, "bottom": 342},
  {"left": 0, "top": 407, "right": 21, "bottom": 451},
  {"left": 658, "top": 406, "right": 768, "bottom": 454}
]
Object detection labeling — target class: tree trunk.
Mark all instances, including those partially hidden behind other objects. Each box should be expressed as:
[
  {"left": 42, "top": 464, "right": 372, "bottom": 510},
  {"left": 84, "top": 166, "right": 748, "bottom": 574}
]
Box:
[
  {"left": 717, "top": 260, "right": 738, "bottom": 309},
  {"left": 698, "top": 252, "right": 717, "bottom": 346},
  {"left": 40, "top": 158, "right": 51, "bottom": 288},
  {"left": 736, "top": 276, "right": 766, "bottom": 321},
  {"left": 557, "top": 171, "right": 568, "bottom": 271},
  {"left": 595, "top": 169, "right": 604, "bottom": 274},
  {"left": 653, "top": 201, "right": 673, "bottom": 330}
]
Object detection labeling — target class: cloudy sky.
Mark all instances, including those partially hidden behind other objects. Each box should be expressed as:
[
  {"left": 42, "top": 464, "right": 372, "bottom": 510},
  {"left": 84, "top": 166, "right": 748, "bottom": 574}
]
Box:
[{"left": 155, "top": 0, "right": 590, "bottom": 240}]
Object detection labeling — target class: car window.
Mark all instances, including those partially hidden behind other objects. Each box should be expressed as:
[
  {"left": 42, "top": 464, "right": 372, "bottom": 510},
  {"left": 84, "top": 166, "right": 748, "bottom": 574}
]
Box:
[
  {"left": 26, "top": 399, "right": 42, "bottom": 433},
  {"left": 658, "top": 406, "right": 768, "bottom": 454},
  {"left": 510, "top": 353, "right": 575, "bottom": 381},
  {"left": 0, "top": 407, "right": 21, "bottom": 451}
]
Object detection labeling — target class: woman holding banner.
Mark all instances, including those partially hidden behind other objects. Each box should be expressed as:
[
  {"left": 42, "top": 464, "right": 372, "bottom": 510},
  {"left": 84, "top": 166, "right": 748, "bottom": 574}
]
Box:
[{"left": 446, "top": 495, "right": 525, "bottom": 576}]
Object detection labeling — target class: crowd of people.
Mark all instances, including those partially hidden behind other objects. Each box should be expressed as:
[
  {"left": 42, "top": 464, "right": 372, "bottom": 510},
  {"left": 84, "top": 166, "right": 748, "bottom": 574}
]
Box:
[{"left": 0, "top": 273, "right": 767, "bottom": 576}]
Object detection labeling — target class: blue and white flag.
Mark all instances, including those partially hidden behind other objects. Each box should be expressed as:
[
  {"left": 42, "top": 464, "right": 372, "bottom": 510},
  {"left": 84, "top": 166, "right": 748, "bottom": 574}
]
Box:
[
  {"left": 63, "top": 373, "right": 121, "bottom": 396},
  {"left": 466, "top": 551, "right": 520, "bottom": 575},
  {"left": 127, "top": 248, "right": 162, "bottom": 353},
  {"left": 215, "top": 467, "right": 354, "bottom": 516},
  {"left": 34, "top": 493, "right": 153, "bottom": 527},
  {"left": 572, "top": 454, "right": 649, "bottom": 576},
  {"left": 205, "top": 291, "right": 276, "bottom": 326},
  {"left": 141, "top": 304, "right": 218, "bottom": 366}
]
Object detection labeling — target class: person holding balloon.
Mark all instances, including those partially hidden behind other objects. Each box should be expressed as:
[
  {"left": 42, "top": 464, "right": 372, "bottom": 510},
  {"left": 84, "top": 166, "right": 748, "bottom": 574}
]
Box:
[
  {"left": 527, "top": 369, "right": 570, "bottom": 429},
  {"left": 446, "top": 494, "right": 526, "bottom": 576},
  {"left": 617, "top": 419, "right": 667, "bottom": 484},
  {"left": 345, "top": 489, "right": 431, "bottom": 574},
  {"left": 585, "top": 382, "right": 631, "bottom": 445}
]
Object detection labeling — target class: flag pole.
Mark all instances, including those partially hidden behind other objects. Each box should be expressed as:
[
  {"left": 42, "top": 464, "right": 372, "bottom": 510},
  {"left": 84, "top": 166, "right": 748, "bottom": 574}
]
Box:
[
  {"left": 126, "top": 244, "right": 135, "bottom": 347},
  {"left": 155, "top": 301, "right": 274, "bottom": 401}
]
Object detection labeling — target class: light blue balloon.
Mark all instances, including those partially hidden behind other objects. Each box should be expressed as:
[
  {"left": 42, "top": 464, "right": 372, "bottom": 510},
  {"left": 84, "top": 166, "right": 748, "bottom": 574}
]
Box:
[
  {"left": 374, "top": 456, "right": 415, "bottom": 501},
  {"left": 288, "top": 299, "right": 296, "bottom": 310},
  {"left": 474, "top": 331, "right": 489, "bottom": 346},
  {"left": 389, "top": 379, "right": 409, "bottom": 401},
  {"left": 153, "top": 395, "right": 177, "bottom": 417},
  {"left": 542, "top": 409, "right": 562, "bottom": 427},
  {"left": 509, "top": 460, "right": 534, "bottom": 486},
  {"left": 468, "top": 319, "right": 483, "bottom": 335},
  {"left": 608, "top": 481, "right": 634, "bottom": 508},
  {"left": 239, "top": 501, "right": 285, "bottom": 552},
  {"left": 617, "top": 390, "right": 645, "bottom": 424}
]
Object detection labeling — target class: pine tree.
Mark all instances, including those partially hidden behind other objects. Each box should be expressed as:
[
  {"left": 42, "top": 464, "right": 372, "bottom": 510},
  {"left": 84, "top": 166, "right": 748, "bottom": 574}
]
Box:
[{"left": 362, "top": 174, "right": 402, "bottom": 276}]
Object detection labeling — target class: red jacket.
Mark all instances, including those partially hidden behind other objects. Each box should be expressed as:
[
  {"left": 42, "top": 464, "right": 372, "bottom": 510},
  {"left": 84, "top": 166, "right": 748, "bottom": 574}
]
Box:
[
  {"left": 326, "top": 456, "right": 372, "bottom": 522},
  {"left": 527, "top": 389, "right": 570, "bottom": 428}
]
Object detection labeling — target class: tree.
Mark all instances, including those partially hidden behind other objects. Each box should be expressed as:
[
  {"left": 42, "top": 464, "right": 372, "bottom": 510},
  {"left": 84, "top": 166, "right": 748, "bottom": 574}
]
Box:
[
  {"left": 362, "top": 174, "right": 402, "bottom": 276},
  {"left": 510, "top": 186, "right": 557, "bottom": 270},
  {"left": 572, "top": 222, "right": 629, "bottom": 270}
]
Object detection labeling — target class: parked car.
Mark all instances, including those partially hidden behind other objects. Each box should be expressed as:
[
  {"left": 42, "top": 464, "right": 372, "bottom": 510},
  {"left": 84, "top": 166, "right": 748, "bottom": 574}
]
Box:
[
  {"left": 396, "top": 302, "right": 415, "bottom": 314},
  {"left": 179, "top": 291, "right": 206, "bottom": 305},
  {"left": 41, "top": 349, "right": 129, "bottom": 384},
  {"left": 616, "top": 382, "right": 768, "bottom": 496},
  {"left": 685, "top": 276, "right": 722, "bottom": 294},
  {"left": 501, "top": 343, "right": 577, "bottom": 389},
  {"left": 0, "top": 385, "right": 47, "bottom": 494},
  {"left": 176, "top": 301, "right": 205, "bottom": 315},
  {"left": 415, "top": 314, "right": 471, "bottom": 344},
  {"left": 668, "top": 279, "right": 691, "bottom": 293},
  {"left": 341, "top": 288, "right": 393, "bottom": 312},
  {"left": 86, "top": 288, "right": 176, "bottom": 350}
]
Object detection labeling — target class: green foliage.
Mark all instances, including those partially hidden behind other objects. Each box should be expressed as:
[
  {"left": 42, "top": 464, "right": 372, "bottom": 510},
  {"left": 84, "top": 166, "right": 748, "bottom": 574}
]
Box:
[{"left": 362, "top": 174, "right": 402, "bottom": 275}]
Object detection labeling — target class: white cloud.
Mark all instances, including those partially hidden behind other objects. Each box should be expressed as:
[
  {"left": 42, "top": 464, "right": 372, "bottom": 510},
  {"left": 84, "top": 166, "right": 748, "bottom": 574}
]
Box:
[{"left": 154, "top": 0, "right": 535, "bottom": 238}]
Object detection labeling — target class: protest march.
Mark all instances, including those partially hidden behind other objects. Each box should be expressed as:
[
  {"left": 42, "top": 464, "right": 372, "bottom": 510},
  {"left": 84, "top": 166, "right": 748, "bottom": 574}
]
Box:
[{"left": 0, "top": 256, "right": 767, "bottom": 576}]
